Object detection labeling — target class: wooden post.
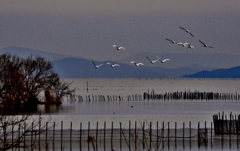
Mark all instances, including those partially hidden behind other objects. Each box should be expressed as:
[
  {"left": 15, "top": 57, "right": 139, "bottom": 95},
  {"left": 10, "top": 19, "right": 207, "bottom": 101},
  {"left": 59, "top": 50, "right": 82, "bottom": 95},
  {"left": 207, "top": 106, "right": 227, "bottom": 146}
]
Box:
[
  {"left": 205, "top": 121, "right": 207, "bottom": 148},
  {"left": 111, "top": 122, "right": 113, "bottom": 150},
  {"left": 157, "top": 121, "right": 159, "bottom": 149},
  {"left": 104, "top": 121, "right": 106, "bottom": 150},
  {"left": 189, "top": 121, "right": 191, "bottom": 149},
  {"left": 80, "top": 122, "right": 82, "bottom": 151},
  {"left": 120, "top": 122, "right": 122, "bottom": 150},
  {"left": 70, "top": 122, "right": 72, "bottom": 150},
  {"left": 211, "top": 122, "right": 212, "bottom": 148},
  {"left": 88, "top": 122, "right": 90, "bottom": 150},
  {"left": 135, "top": 121, "right": 137, "bottom": 150},
  {"left": 31, "top": 122, "right": 33, "bottom": 151},
  {"left": 175, "top": 122, "right": 177, "bottom": 149},
  {"left": 23, "top": 123, "right": 26, "bottom": 151},
  {"left": 61, "top": 121, "right": 63, "bottom": 151},
  {"left": 150, "top": 122, "right": 152, "bottom": 149},
  {"left": 143, "top": 122, "right": 145, "bottom": 149},
  {"left": 45, "top": 122, "right": 48, "bottom": 150},
  {"left": 38, "top": 121, "right": 40, "bottom": 150},
  {"left": 198, "top": 122, "right": 200, "bottom": 148},
  {"left": 162, "top": 121, "right": 164, "bottom": 150},
  {"left": 183, "top": 122, "right": 185, "bottom": 149},
  {"left": 129, "top": 121, "right": 131, "bottom": 150},
  {"left": 96, "top": 122, "right": 98, "bottom": 150},
  {"left": 53, "top": 122, "right": 55, "bottom": 151}
]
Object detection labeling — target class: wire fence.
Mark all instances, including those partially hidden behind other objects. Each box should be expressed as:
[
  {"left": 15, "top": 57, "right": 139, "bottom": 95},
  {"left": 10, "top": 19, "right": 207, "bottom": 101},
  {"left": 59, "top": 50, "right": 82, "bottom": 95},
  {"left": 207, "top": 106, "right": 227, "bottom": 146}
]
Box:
[{"left": 3, "top": 120, "right": 240, "bottom": 150}]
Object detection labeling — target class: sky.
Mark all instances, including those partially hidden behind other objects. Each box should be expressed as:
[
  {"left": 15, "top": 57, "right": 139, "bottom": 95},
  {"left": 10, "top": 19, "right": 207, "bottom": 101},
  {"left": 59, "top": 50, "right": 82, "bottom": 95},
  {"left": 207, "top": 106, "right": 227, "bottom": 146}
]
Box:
[{"left": 0, "top": 0, "right": 240, "bottom": 65}]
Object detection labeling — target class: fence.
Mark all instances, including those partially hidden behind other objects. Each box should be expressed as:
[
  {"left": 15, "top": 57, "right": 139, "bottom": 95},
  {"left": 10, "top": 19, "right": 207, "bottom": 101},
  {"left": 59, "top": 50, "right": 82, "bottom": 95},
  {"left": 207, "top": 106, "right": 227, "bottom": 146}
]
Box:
[
  {"left": 68, "top": 91, "right": 240, "bottom": 102},
  {"left": 2, "top": 120, "right": 240, "bottom": 150}
]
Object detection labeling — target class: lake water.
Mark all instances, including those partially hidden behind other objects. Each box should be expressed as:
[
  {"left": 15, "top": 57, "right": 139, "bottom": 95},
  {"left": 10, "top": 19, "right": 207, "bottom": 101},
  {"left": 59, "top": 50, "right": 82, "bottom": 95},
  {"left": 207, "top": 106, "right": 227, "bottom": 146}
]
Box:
[
  {"left": 35, "top": 78, "right": 240, "bottom": 150},
  {"left": 36, "top": 78, "right": 240, "bottom": 129}
]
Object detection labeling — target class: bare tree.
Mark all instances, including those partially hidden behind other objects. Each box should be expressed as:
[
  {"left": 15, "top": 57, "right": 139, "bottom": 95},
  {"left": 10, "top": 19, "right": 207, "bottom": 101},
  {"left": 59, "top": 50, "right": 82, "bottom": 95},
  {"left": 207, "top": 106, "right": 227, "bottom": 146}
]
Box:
[{"left": 0, "top": 53, "right": 74, "bottom": 149}]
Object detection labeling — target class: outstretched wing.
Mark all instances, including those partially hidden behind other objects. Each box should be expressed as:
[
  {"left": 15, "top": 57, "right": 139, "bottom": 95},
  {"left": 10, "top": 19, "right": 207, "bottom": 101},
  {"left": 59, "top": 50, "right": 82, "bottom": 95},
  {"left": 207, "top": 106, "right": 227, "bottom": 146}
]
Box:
[
  {"left": 165, "top": 38, "right": 173, "bottom": 42},
  {"left": 162, "top": 59, "right": 170, "bottom": 63},
  {"left": 189, "top": 32, "right": 194, "bottom": 37},
  {"left": 118, "top": 47, "right": 125, "bottom": 50},
  {"left": 179, "top": 26, "right": 186, "bottom": 31},
  {"left": 199, "top": 40, "right": 205, "bottom": 45},
  {"left": 92, "top": 61, "right": 96, "bottom": 66},
  {"left": 146, "top": 56, "right": 152, "bottom": 62}
]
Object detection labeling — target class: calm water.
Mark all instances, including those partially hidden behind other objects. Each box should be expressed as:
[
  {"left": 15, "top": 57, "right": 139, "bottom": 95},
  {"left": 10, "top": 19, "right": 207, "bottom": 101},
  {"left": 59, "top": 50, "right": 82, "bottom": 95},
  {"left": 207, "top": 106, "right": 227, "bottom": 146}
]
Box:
[
  {"left": 37, "top": 78, "right": 240, "bottom": 128},
  {"left": 35, "top": 78, "right": 240, "bottom": 150}
]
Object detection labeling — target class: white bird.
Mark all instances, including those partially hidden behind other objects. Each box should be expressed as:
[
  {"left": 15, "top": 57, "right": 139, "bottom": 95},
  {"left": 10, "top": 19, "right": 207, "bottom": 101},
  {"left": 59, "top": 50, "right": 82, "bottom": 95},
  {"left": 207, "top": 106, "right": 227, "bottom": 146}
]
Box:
[
  {"left": 113, "top": 45, "right": 125, "bottom": 50},
  {"left": 106, "top": 62, "right": 120, "bottom": 68},
  {"left": 179, "top": 26, "right": 194, "bottom": 37},
  {"left": 165, "top": 38, "right": 177, "bottom": 44},
  {"left": 159, "top": 58, "right": 170, "bottom": 63},
  {"left": 92, "top": 61, "right": 103, "bottom": 68},
  {"left": 199, "top": 40, "right": 213, "bottom": 48},
  {"left": 146, "top": 56, "right": 159, "bottom": 64},
  {"left": 130, "top": 61, "right": 144, "bottom": 67},
  {"left": 177, "top": 42, "right": 189, "bottom": 51}
]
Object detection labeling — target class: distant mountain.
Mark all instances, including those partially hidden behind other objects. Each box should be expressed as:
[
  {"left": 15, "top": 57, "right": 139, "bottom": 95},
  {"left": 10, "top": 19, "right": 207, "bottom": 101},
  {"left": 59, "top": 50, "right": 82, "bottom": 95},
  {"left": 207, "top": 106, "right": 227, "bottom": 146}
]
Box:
[
  {"left": 183, "top": 66, "right": 240, "bottom": 78},
  {"left": 52, "top": 57, "right": 208, "bottom": 78},
  {"left": 0, "top": 46, "right": 69, "bottom": 60},
  {"left": 117, "top": 52, "right": 240, "bottom": 69}
]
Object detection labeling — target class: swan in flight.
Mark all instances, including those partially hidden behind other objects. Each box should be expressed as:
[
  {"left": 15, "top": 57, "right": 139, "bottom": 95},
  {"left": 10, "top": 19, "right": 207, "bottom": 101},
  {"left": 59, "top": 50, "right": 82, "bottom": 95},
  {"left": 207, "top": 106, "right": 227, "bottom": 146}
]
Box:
[
  {"left": 106, "top": 62, "right": 120, "bottom": 68},
  {"left": 146, "top": 56, "right": 159, "bottom": 64},
  {"left": 113, "top": 45, "right": 125, "bottom": 50},
  {"left": 179, "top": 27, "right": 194, "bottom": 37},
  {"left": 165, "top": 38, "right": 177, "bottom": 44},
  {"left": 92, "top": 61, "right": 103, "bottom": 68},
  {"left": 161, "top": 59, "right": 170, "bottom": 63},
  {"left": 199, "top": 40, "right": 213, "bottom": 48},
  {"left": 177, "top": 42, "right": 190, "bottom": 51},
  {"left": 158, "top": 57, "right": 170, "bottom": 63},
  {"left": 130, "top": 61, "right": 144, "bottom": 67}
]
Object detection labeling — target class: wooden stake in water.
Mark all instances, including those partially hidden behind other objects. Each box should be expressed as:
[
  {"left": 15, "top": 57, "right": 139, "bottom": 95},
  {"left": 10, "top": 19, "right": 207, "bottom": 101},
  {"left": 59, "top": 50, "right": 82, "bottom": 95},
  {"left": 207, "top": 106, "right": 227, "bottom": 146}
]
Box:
[
  {"left": 61, "top": 121, "right": 63, "bottom": 151},
  {"left": 70, "top": 122, "right": 72, "bottom": 150},
  {"left": 96, "top": 122, "right": 98, "bottom": 150},
  {"left": 79, "top": 122, "right": 82, "bottom": 151},
  {"left": 104, "top": 121, "right": 106, "bottom": 149},
  {"left": 111, "top": 122, "right": 113, "bottom": 150}
]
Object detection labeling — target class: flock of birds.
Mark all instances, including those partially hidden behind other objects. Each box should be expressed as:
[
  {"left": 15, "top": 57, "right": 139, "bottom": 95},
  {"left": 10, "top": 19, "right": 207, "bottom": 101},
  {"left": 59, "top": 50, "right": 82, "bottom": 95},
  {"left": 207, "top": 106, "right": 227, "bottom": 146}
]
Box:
[{"left": 92, "top": 26, "right": 213, "bottom": 69}]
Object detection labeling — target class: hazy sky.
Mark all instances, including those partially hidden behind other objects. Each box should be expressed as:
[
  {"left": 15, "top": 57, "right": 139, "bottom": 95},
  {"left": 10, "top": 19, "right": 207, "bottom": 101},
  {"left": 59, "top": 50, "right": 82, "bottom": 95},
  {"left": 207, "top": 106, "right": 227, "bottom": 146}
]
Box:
[{"left": 0, "top": 0, "right": 240, "bottom": 63}]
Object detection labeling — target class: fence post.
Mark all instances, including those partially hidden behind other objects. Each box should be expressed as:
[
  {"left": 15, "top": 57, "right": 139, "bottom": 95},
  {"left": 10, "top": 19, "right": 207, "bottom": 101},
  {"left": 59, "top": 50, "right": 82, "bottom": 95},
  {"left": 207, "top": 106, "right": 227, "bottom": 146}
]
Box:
[
  {"left": 198, "top": 122, "right": 200, "bottom": 148},
  {"left": 39, "top": 121, "right": 41, "bottom": 150},
  {"left": 24, "top": 122, "right": 26, "bottom": 151},
  {"left": 104, "top": 121, "right": 106, "bottom": 150},
  {"left": 46, "top": 122, "right": 48, "bottom": 150},
  {"left": 61, "top": 121, "right": 63, "bottom": 151},
  {"left": 135, "top": 121, "right": 137, "bottom": 150},
  {"left": 168, "top": 122, "right": 169, "bottom": 149},
  {"left": 53, "top": 122, "right": 55, "bottom": 151},
  {"left": 189, "top": 121, "right": 191, "bottom": 149},
  {"left": 30, "top": 122, "right": 33, "bottom": 150},
  {"left": 129, "top": 121, "right": 131, "bottom": 150},
  {"left": 79, "top": 122, "right": 82, "bottom": 151},
  {"left": 88, "top": 122, "right": 90, "bottom": 150},
  {"left": 150, "top": 122, "right": 152, "bottom": 149},
  {"left": 211, "top": 122, "right": 212, "bottom": 148},
  {"left": 162, "top": 121, "right": 164, "bottom": 150},
  {"left": 111, "top": 122, "right": 113, "bottom": 150},
  {"left": 96, "top": 122, "right": 98, "bottom": 150},
  {"left": 183, "top": 122, "right": 185, "bottom": 149},
  {"left": 120, "top": 122, "right": 122, "bottom": 150},
  {"left": 175, "top": 122, "right": 177, "bottom": 149},
  {"left": 157, "top": 121, "right": 159, "bottom": 149},
  {"left": 70, "top": 122, "right": 72, "bottom": 150},
  {"left": 143, "top": 122, "right": 145, "bottom": 149}
]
